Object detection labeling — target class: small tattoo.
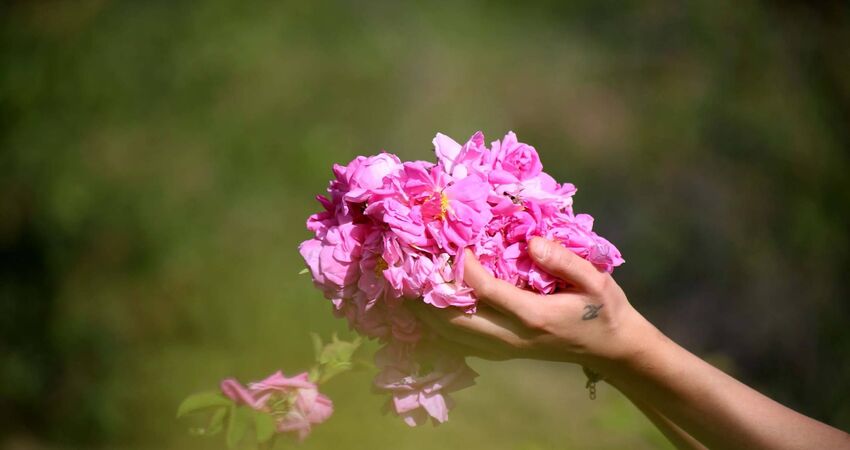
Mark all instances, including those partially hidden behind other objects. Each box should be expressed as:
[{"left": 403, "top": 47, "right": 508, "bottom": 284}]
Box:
[{"left": 582, "top": 304, "right": 604, "bottom": 320}]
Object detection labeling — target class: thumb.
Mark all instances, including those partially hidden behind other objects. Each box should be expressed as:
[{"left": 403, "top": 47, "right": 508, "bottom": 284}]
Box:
[{"left": 528, "top": 237, "right": 601, "bottom": 290}]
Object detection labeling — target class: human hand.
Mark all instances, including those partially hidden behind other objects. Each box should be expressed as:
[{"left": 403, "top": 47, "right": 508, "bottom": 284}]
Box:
[
  {"left": 414, "top": 239, "right": 850, "bottom": 450},
  {"left": 411, "top": 237, "right": 656, "bottom": 372}
]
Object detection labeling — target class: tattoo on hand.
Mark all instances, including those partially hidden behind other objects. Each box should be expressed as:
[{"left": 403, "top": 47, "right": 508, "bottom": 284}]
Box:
[{"left": 582, "top": 304, "right": 604, "bottom": 320}]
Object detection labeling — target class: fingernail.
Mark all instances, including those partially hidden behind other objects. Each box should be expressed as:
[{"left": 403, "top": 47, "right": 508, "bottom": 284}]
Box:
[{"left": 530, "top": 238, "right": 550, "bottom": 261}]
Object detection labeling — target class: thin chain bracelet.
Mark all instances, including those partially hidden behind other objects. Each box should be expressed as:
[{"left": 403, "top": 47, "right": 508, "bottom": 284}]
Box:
[{"left": 582, "top": 366, "right": 605, "bottom": 400}]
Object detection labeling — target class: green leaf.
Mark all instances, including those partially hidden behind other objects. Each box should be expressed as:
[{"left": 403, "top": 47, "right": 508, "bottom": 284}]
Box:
[
  {"left": 177, "top": 391, "right": 232, "bottom": 418},
  {"left": 189, "top": 406, "right": 227, "bottom": 436},
  {"left": 298, "top": 268, "right": 309, "bottom": 275},
  {"left": 308, "top": 365, "right": 321, "bottom": 383},
  {"left": 319, "top": 361, "right": 353, "bottom": 384},
  {"left": 226, "top": 405, "right": 251, "bottom": 449},
  {"left": 317, "top": 335, "right": 362, "bottom": 366},
  {"left": 207, "top": 406, "right": 227, "bottom": 435},
  {"left": 309, "top": 334, "right": 364, "bottom": 385},
  {"left": 253, "top": 411, "right": 276, "bottom": 443}
]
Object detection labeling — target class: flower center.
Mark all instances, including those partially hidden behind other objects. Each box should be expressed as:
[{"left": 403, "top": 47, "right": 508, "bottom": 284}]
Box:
[
  {"left": 374, "top": 257, "right": 388, "bottom": 276},
  {"left": 419, "top": 191, "right": 451, "bottom": 221},
  {"left": 265, "top": 391, "right": 297, "bottom": 416},
  {"left": 439, "top": 192, "right": 450, "bottom": 219}
]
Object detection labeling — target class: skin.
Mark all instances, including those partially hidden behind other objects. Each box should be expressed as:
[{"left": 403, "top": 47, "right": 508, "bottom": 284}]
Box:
[{"left": 411, "top": 237, "right": 850, "bottom": 450}]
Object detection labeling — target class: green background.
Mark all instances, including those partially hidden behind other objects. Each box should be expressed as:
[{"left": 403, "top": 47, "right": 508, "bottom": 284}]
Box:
[{"left": 2, "top": 1, "right": 848, "bottom": 448}]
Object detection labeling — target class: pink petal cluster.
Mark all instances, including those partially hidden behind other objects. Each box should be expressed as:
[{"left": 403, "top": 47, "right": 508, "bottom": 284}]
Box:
[
  {"left": 299, "top": 131, "right": 624, "bottom": 425},
  {"left": 373, "top": 342, "right": 478, "bottom": 426},
  {"left": 220, "top": 371, "right": 333, "bottom": 441}
]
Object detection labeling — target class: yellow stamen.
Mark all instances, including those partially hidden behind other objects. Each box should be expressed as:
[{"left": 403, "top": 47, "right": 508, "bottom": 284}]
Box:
[
  {"left": 439, "top": 192, "right": 450, "bottom": 219},
  {"left": 375, "top": 257, "right": 388, "bottom": 276}
]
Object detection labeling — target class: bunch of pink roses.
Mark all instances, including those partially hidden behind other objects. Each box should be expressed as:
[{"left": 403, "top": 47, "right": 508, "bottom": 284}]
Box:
[{"left": 299, "top": 131, "right": 624, "bottom": 426}]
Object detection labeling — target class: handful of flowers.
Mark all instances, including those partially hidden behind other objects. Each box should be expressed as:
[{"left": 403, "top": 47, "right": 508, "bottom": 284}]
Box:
[{"left": 299, "top": 131, "right": 624, "bottom": 426}]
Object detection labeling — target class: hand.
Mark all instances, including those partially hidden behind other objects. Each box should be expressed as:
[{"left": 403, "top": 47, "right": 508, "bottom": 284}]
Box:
[
  {"left": 413, "top": 238, "right": 850, "bottom": 450},
  {"left": 411, "top": 237, "right": 656, "bottom": 371}
]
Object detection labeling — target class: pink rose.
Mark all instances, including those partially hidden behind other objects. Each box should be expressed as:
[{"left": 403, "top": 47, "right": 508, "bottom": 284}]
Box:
[
  {"left": 298, "top": 238, "right": 325, "bottom": 287},
  {"left": 386, "top": 298, "right": 423, "bottom": 343},
  {"left": 373, "top": 343, "right": 478, "bottom": 426},
  {"left": 343, "top": 153, "right": 402, "bottom": 203},
  {"left": 337, "top": 291, "right": 391, "bottom": 339},
  {"left": 364, "top": 197, "right": 431, "bottom": 249},
  {"left": 492, "top": 172, "right": 576, "bottom": 212},
  {"left": 491, "top": 131, "right": 543, "bottom": 181},
  {"left": 421, "top": 253, "right": 476, "bottom": 310},
  {"left": 275, "top": 388, "right": 334, "bottom": 441},
  {"left": 546, "top": 214, "right": 625, "bottom": 273},
  {"left": 383, "top": 250, "right": 434, "bottom": 299},
  {"left": 434, "top": 131, "right": 491, "bottom": 179},
  {"left": 320, "top": 231, "right": 358, "bottom": 288},
  {"left": 419, "top": 170, "right": 493, "bottom": 253},
  {"left": 220, "top": 371, "right": 333, "bottom": 441}
]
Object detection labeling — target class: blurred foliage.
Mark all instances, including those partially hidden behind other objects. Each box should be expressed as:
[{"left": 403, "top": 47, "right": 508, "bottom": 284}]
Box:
[{"left": 1, "top": 0, "right": 848, "bottom": 448}]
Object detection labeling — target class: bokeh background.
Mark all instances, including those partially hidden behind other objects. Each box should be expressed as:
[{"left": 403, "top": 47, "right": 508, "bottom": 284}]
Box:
[{"left": 2, "top": 1, "right": 848, "bottom": 449}]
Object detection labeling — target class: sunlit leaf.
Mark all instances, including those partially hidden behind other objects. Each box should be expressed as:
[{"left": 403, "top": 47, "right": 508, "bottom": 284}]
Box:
[
  {"left": 226, "top": 405, "right": 250, "bottom": 449},
  {"left": 319, "top": 361, "right": 353, "bottom": 384},
  {"left": 207, "top": 406, "right": 227, "bottom": 435},
  {"left": 188, "top": 406, "right": 227, "bottom": 436},
  {"left": 308, "top": 365, "right": 321, "bottom": 383},
  {"left": 253, "top": 410, "right": 276, "bottom": 443},
  {"left": 177, "top": 391, "right": 232, "bottom": 418},
  {"left": 317, "top": 335, "right": 362, "bottom": 366},
  {"left": 298, "top": 268, "right": 309, "bottom": 275}
]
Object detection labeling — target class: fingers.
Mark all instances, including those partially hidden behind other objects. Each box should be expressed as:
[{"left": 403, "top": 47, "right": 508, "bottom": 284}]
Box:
[
  {"left": 429, "top": 336, "right": 508, "bottom": 361},
  {"left": 411, "top": 303, "right": 531, "bottom": 354},
  {"left": 528, "top": 237, "right": 604, "bottom": 291},
  {"left": 439, "top": 305, "right": 533, "bottom": 342},
  {"left": 413, "top": 304, "right": 507, "bottom": 354},
  {"left": 462, "top": 249, "right": 544, "bottom": 324}
]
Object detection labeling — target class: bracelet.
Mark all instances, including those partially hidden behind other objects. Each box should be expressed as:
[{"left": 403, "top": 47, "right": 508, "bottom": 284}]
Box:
[{"left": 582, "top": 366, "right": 604, "bottom": 400}]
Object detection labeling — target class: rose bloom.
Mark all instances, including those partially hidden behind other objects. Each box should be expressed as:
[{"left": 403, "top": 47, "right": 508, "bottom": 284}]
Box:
[
  {"left": 373, "top": 342, "right": 478, "bottom": 426},
  {"left": 491, "top": 131, "right": 543, "bottom": 181},
  {"left": 220, "top": 371, "right": 333, "bottom": 441}
]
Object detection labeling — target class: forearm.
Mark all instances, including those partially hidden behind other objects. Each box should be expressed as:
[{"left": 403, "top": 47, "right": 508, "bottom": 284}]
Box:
[
  {"left": 599, "top": 316, "right": 850, "bottom": 450},
  {"left": 619, "top": 387, "right": 707, "bottom": 450},
  {"left": 427, "top": 242, "right": 849, "bottom": 448}
]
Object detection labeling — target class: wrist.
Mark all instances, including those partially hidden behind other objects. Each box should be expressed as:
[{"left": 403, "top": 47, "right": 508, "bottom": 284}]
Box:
[{"left": 585, "top": 307, "right": 669, "bottom": 382}]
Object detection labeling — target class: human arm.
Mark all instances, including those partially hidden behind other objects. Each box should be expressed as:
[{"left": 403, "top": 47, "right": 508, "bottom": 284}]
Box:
[
  {"left": 413, "top": 237, "right": 850, "bottom": 450},
  {"left": 622, "top": 389, "right": 708, "bottom": 450}
]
